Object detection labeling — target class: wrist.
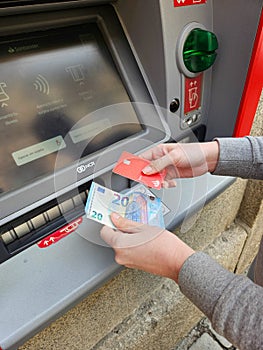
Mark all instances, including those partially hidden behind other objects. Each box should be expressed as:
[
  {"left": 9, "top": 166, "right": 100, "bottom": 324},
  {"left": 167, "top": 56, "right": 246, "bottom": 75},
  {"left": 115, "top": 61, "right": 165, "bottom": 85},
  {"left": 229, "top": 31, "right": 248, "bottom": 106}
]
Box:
[
  {"left": 202, "top": 141, "right": 219, "bottom": 173},
  {"left": 165, "top": 232, "right": 195, "bottom": 283}
]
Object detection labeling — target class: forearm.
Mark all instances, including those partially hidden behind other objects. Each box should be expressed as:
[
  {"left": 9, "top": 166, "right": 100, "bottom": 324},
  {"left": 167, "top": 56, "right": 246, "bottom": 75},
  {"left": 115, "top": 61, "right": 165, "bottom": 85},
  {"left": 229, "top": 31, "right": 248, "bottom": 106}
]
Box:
[{"left": 178, "top": 252, "right": 263, "bottom": 349}]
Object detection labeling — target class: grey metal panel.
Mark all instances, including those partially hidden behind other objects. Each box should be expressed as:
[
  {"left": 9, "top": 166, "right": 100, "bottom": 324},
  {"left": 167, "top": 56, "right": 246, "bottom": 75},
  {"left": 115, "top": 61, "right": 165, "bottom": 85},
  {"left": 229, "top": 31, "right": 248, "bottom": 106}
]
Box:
[
  {"left": 117, "top": 0, "right": 262, "bottom": 141},
  {"left": 116, "top": 1, "right": 214, "bottom": 141},
  {"left": 115, "top": 0, "right": 166, "bottom": 107},
  {"left": 156, "top": 2, "right": 213, "bottom": 140},
  {"left": 0, "top": 231, "right": 121, "bottom": 350},
  {"left": 0, "top": 174, "right": 234, "bottom": 350},
  {"left": 205, "top": 0, "right": 262, "bottom": 139},
  {"left": 0, "top": 1, "right": 113, "bottom": 16},
  {"left": 158, "top": 0, "right": 213, "bottom": 109},
  {"left": 164, "top": 175, "right": 235, "bottom": 231}
]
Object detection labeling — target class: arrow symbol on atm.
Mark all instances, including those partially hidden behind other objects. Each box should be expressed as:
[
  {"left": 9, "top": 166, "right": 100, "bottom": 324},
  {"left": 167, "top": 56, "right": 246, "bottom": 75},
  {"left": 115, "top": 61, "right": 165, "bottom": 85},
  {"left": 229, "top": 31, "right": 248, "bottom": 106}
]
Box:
[{"left": 37, "top": 217, "right": 83, "bottom": 249}]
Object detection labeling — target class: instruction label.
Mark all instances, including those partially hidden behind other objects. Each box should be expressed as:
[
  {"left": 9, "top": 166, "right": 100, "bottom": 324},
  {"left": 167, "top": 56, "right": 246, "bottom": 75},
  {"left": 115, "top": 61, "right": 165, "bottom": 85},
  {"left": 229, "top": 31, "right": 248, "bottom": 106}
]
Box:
[{"left": 184, "top": 74, "right": 203, "bottom": 114}]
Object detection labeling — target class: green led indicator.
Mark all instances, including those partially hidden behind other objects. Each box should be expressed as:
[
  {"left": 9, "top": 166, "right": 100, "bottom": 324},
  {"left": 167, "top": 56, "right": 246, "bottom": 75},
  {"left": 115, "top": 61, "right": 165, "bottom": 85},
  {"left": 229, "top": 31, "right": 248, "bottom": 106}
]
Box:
[{"left": 183, "top": 28, "right": 218, "bottom": 73}]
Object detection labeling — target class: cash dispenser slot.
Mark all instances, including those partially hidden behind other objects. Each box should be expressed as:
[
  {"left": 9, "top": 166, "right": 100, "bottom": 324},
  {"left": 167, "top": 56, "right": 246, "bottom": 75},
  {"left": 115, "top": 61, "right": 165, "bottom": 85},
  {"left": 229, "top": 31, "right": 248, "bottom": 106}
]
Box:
[{"left": 0, "top": 183, "right": 90, "bottom": 261}]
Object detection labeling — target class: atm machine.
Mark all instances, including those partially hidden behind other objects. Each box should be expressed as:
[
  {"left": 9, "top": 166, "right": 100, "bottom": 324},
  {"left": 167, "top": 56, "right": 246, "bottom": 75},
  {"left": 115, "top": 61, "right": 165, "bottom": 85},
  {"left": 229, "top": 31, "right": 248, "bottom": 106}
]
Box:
[{"left": 0, "top": 1, "right": 262, "bottom": 349}]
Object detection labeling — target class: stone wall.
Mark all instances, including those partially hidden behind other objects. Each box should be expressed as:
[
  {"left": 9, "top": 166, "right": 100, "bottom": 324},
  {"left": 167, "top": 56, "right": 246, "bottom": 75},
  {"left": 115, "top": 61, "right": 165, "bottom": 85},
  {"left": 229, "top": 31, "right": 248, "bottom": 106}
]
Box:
[{"left": 20, "top": 94, "right": 263, "bottom": 350}]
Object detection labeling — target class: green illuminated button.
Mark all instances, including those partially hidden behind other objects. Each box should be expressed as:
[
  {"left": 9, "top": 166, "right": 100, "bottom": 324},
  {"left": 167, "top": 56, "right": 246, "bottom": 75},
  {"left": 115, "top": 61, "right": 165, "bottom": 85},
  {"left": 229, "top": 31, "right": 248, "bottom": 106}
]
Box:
[{"left": 183, "top": 28, "right": 218, "bottom": 73}]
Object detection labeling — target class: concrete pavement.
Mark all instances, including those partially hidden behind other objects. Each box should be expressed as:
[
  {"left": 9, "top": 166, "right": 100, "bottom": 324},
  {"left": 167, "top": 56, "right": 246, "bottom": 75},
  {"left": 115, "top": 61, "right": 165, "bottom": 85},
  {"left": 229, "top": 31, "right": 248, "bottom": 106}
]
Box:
[{"left": 174, "top": 318, "right": 237, "bottom": 350}]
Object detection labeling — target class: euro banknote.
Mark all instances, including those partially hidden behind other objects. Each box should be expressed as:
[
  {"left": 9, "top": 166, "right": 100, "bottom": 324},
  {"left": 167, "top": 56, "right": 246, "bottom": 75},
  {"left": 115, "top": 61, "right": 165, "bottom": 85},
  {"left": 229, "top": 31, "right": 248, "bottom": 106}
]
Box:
[{"left": 85, "top": 182, "right": 164, "bottom": 228}]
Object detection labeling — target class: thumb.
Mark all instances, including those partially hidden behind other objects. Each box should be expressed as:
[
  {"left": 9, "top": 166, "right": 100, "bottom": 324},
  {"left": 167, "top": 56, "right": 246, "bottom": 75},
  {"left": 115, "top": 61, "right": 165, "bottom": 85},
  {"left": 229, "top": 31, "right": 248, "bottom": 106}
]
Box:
[
  {"left": 110, "top": 212, "right": 144, "bottom": 233},
  {"left": 142, "top": 154, "right": 173, "bottom": 175}
]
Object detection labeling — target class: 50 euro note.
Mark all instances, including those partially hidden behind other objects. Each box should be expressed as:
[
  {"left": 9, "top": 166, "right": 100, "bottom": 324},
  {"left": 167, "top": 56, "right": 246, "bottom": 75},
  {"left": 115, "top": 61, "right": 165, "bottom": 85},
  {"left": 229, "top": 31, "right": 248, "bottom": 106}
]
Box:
[{"left": 85, "top": 182, "right": 164, "bottom": 228}]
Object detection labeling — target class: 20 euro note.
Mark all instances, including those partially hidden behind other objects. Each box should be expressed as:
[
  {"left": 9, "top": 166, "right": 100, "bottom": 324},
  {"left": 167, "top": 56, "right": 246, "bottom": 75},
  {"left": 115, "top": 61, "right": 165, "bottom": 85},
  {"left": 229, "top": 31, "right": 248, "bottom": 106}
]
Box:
[{"left": 85, "top": 182, "right": 165, "bottom": 228}]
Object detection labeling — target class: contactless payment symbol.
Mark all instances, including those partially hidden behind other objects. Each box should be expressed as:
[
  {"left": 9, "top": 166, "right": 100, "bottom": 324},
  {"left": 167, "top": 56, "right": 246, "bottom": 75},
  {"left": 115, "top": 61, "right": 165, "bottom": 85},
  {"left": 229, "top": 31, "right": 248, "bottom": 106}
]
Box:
[{"left": 33, "top": 74, "right": 50, "bottom": 95}]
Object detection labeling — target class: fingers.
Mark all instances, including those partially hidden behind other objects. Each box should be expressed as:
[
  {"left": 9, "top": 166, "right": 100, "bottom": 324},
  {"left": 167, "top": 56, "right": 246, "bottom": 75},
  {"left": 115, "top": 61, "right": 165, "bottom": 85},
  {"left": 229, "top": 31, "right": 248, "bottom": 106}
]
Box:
[
  {"left": 100, "top": 225, "right": 119, "bottom": 246},
  {"left": 142, "top": 153, "right": 175, "bottom": 175},
  {"left": 110, "top": 212, "right": 143, "bottom": 233},
  {"left": 162, "top": 179, "right": 177, "bottom": 188},
  {"left": 139, "top": 145, "right": 164, "bottom": 161},
  {"left": 100, "top": 213, "right": 165, "bottom": 248}
]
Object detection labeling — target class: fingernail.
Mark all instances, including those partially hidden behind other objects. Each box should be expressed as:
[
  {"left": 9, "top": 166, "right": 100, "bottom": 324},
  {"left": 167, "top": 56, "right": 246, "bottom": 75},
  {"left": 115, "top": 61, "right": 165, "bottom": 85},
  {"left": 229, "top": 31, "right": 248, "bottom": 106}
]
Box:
[
  {"left": 142, "top": 165, "right": 153, "bottom": 174},
  {"left": 172, "top": 180, "right": 177, "bottom": 187},
  {"left": 162, "top": 182, "right": 169, "bottom": 189}
]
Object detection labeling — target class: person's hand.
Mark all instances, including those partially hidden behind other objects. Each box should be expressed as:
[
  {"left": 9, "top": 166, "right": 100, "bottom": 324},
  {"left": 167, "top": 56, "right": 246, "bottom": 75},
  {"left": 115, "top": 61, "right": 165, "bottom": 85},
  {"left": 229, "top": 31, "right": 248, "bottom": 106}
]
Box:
[
  {"left": 140, "top": 141, "right": 219, "bottom": 188},
  {"left": 100, "top": 213, "right": 195, "bottom": 283}
]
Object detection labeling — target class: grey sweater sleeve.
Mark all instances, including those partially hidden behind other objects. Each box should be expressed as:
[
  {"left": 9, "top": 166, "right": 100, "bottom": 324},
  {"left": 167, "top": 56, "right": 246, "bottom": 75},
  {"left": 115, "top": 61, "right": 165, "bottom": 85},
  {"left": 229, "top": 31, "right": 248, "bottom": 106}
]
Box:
[
  {"left": 178, "top": 136, "right": 263, "bottom": 349},
  {"left": 213, "top": 136, "right": 263, "bottom": 179},
  {"left": 178, "top": 253, "right": 263, "bottom": 350}
]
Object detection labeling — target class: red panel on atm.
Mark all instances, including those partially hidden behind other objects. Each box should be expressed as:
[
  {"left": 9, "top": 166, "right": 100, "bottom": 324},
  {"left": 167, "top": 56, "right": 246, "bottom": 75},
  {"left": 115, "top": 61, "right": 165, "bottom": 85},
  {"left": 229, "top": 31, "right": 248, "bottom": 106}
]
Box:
[{"left": 234, "top": 10, "right": 263, "bottom": 137}]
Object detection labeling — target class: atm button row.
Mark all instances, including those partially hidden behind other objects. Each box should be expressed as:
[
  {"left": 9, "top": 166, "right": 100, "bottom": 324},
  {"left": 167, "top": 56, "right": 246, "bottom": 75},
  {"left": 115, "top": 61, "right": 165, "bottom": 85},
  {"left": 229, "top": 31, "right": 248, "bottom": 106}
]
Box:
[{"left": 1, "top": 190, "right": 89, "bottom": 245}]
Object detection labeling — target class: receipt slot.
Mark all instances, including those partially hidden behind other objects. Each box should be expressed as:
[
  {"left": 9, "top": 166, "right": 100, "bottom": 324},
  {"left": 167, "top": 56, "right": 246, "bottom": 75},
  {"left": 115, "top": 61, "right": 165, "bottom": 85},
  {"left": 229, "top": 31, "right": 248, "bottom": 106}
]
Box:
[{"left": 0, "top": 1, "right": 262, "bottom": 349}]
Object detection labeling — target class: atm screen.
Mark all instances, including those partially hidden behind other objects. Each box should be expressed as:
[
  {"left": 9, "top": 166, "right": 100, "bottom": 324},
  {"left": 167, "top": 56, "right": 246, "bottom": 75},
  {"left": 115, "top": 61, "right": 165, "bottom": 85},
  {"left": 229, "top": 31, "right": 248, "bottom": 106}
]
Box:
[{"left": 0, "top": 23, "right": 143, "bottom": 196}]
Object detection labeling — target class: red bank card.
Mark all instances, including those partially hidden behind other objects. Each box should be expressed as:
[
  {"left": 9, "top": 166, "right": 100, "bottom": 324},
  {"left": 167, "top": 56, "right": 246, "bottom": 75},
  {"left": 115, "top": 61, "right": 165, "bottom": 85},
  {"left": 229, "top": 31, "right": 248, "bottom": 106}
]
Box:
[{"left": 113, "top": 152, "right": 166, "bottom": 190}]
